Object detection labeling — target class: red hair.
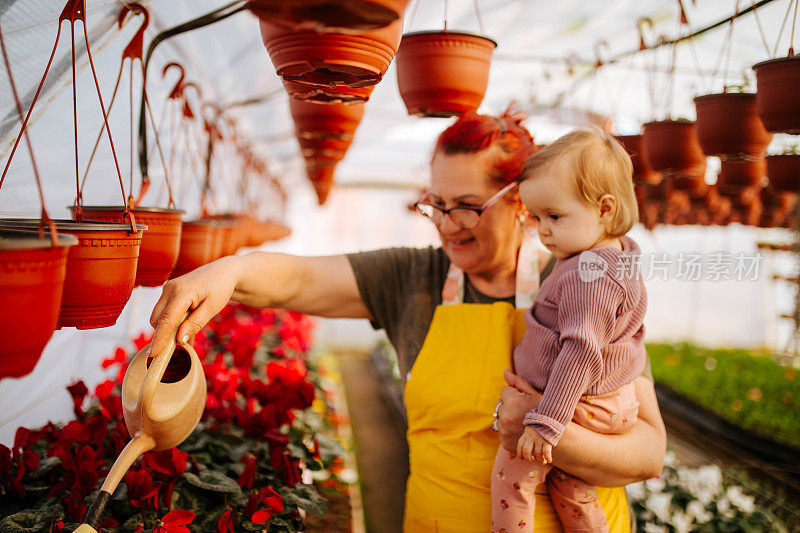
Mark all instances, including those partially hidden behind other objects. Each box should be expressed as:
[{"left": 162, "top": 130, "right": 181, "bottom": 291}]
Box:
[{"left": 434, "top": 107, "right": 537, "bottom": 186}]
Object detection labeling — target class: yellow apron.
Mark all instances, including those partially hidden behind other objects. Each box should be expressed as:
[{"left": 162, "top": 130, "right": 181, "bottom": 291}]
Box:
[{"left": 402, "top": 248, "right": 630, "bottom": 532}]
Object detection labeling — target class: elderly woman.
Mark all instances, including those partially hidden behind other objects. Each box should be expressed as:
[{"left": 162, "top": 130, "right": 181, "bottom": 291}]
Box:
[{"left": 149, "top": 111, "right": 666, "bottom": 532}]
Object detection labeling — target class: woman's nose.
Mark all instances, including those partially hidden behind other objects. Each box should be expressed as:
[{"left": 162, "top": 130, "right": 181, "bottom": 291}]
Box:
[{"left": 438, "top": 212, "right": 461, "bottom": 233}]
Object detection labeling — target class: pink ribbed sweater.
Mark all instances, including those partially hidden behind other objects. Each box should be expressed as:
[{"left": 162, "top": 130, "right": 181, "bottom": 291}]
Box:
[{"left": 514, "top": 235, "right": 647, "bottom": 446}]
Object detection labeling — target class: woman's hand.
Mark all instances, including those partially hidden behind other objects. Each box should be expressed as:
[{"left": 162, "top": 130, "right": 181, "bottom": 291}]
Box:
[
  {"left": 497, "top": 369, "right": 543, "bottom": 452},
  {"left": 149, "top": 256, "right": 243, "bottom": 357}
]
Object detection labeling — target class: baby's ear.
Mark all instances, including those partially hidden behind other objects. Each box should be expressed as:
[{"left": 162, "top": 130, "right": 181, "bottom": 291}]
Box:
[{"left": 598, "top": 194, "right": 617, "bottom": 220}]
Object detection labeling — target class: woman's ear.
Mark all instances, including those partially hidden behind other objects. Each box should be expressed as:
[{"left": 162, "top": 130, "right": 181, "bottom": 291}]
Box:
[{"left": 598, "top": 194, "right": 617, "bottom": 224}]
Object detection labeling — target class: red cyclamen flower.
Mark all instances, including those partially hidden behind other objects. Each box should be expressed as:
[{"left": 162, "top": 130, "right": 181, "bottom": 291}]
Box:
[{"left": 153, "top": 509, "right": 195, "bottom": 533}]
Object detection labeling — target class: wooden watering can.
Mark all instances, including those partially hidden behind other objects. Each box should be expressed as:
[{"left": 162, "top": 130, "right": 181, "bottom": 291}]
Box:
[{"left": 75, "top": 318, "right": 206, "bottom": 532}]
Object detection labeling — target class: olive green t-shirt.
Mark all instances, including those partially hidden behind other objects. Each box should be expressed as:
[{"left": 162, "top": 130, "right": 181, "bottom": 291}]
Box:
[{"left": 345, "top": 246, "right": 651, "bottom": 382}]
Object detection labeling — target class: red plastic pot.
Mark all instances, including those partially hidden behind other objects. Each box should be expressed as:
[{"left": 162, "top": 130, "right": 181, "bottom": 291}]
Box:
[
  {"left": 71, "top": 206, "right": 183, "bottom": 287},
  {"left": 248, "top": 0, "right": 408, "bottom": 32},
  {"left": 616, "top": 134, "right": 661, "bottom": 184},
  {"left": 171, "top": 221, "right": 218, "bottom": 278},
  {"left": 766, "top": 154, "right": 800, "bottom": 193},
  {"left": 642, "top": 120, "right": 707, "bottom": 180},
  {"left": 0, "top": 229, "right": 77, "bottom": 379},
  {"left": 1, "top": 219, "right": 146, "bottom": 329},
  {"left": 260, "top": 15, "right": 403, "bottom": 88},
  {"left": 306, "top": 161, "right": 337, "bottom": 205},
  {"left": 753, "top": 55, "right": 800, "bottom": 134},
  {"left": 395, "top": 31, "right": 497, "bottom": 117},
  {"left": 284, "top": 80, "right": 374, "bottom": 105},
  {"left": 248, "top": 221, "right": 292, "bottom": 246},
  {"left": 694, "top": 92, "right": 772, "bottom": 158},
  {"left": 290, "top": 98, "right": 365, "bottom": 138}
]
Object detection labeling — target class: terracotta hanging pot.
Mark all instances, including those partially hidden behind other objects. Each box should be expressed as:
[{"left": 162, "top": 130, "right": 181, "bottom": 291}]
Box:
[
  {"left": 248, "top": 220, "right": 292, "bottom": 246},
  {"left": 753, "top": 55, "right": 800, "bottom": 134},
  {"left": 616, "top": 134, "right": 661, "bottom": 184},
  {"left": 693, "top": 92, "right": 772, "bottom": 159},
  {"left": 766, "top": 154, "right": 800, "bottom": 193},
  {"left": 260, "top": 15, "right": 404, "bottom": 88},
  {"left": 306, "top": 161, "right": 337, "bottom": 205},
  {"left": 759, "top": 185, "right": 797, "bottom": 228},
  {"left": 290, "top": 98, "right": 365, "bottom": 138},
  {"left": 71, "top": 206, "right": 183, "bottom": 287},
  {"left": 395, "top": 30, "right": 497, "bottom": 117},
  {"left": 0, "top": 219, "right": 146, "bottom": 330},
  {"left": 716, "top": 158, "right": 767, "bottom": 196},
  {"left": 0, "top": 229, "right": 77, "bottom": 379},
  {"left": 642, "top": 120, "right": 707, "bottom": 180},
  {"left": 284, "top": 80, "right": 375, "bottom": 104},
  {"left": 171, "top": 220, "right": 218, "bottom": 278},
  {"left": 248, "top": 0, "right": 409, "bottom": 32}
]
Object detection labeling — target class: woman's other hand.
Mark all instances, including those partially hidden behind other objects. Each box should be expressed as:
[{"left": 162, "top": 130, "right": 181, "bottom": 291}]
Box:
[{"left": 498, "top": 369, "right": 543, "bottom": 452}]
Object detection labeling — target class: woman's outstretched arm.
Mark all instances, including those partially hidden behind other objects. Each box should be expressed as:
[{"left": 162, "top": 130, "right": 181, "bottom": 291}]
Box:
[
  {"left": 498, "top": 369, "right": 666, "bottom": 486},
  {"left": 149, "top": 252, "right": 371, "bottom": 356}
]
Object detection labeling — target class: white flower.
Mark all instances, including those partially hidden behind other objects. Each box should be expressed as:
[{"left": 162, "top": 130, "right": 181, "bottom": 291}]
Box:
[
  {"left": 672, "top": 510, "right": 692, "bottom": 533},
  {"left": 663, "top": 450, "right": 677, "bottom": 467},
  {"left": 337, "top": 467, "right": 358, "bottom": 484},
  {"left": 716, "top": 496, "right": 735, "bottom": 518},
  {"left": 310, "top": 469, "right": 331, "bottom": 481},
  {"left": 645, "top": 477, "right": 666, "bottom": 493},
  {"left": 645, "top": 493, "right": 673, "bottom": 523},
  {"left": 678, "top": 464, "right": 722, "bottom": 505},
  {"left": 726, "top": 485, "right": 755, "bottom": 514},
  {"left": 626, "top": 482, "right": 646, "bottom": 502},
  {"left": 686, "top": 500, "right": 713, "bottom": 524},
  {"left": 643, "top": 523, "right": 668, "bottom": 533}
]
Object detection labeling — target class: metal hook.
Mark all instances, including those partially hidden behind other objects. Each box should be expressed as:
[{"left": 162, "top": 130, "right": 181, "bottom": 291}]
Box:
[
  {"left": 162, "top": 62, "right": 186, "bottom": 100},
  {"left": 181, "top": 81, "right": 202, "bottom": 119},
  {"left": 60, "top": 0, "right": 85, "bottom": 23},
  {"left": 118, "top": 3, "right": 150, "bottom": 62},
  {"left": 637, "top": 17, "right": 654, "bottom": 50},
  {"left": 593, "top": 39, "right": 610, "bottom": 68}
]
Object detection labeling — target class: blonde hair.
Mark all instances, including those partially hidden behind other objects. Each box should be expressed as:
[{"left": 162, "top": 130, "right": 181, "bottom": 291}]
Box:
[{"left": 522, "top": 127, "right": 638, "bottom": 237}]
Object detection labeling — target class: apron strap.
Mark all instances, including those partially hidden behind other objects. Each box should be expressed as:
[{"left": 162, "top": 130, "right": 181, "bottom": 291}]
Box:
[{"left": 442, "top": 227, "right": 540, "bottom": 309}]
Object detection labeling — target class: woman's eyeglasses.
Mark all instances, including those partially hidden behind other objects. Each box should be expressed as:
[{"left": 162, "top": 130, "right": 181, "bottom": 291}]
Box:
[{"left": 414, "top": 180, "right": 520, "bottom": 230}]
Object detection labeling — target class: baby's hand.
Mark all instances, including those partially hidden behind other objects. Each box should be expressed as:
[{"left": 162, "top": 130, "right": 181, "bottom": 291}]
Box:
[{"left": 516, "top": 426, "right": 553, "bottom": 465}]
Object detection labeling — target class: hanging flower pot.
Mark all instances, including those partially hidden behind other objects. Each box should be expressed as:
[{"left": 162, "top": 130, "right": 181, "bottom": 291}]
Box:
[
  {"left": 642, "top": 120, "right": 707, "bottom": 180},
  {"left": 716, "top": 158, "right": 767, "bottom": 195},
  {"left": 306, "top": 161, "right": 337, "bottom": 205},
  {"left": 766, "top": 154, "right": 800, "bottom": 193},
  {"left": 694, "top": 92, "right": 772, "bottom": 159},
  {"left": 298, "top": 135, "right": 354, "bottom": 157},
  {"left": 753, "top": 55, "right": 800, "bottom": 134},
  {"left": 260, "top": 15, "right": 404, "bottom": 88},
  {"left": 616, "top": 134, "right": 661, "bottom": 184},
  {"left": 248, "top": 0, "right": 409, "bottom": 32},
  {"left": 0, "top": 229, "right": 77, "bottom": 379},
  {"left": 759, "top": 185, "right": 797, "bottom": 228},
  {"left": 395, "top": 30, "right": 497, "bottom": 117},
  {"left": 171, "top": 220, "right": 218, "bottom": 278},
  {"left": 284, "top": 80, "right": 375, "bottom": 104},
  {"left": 248, "top": 220, "right": 292, "bottom": 246},
  {"left": 0, "top": 219, "right": 146, "bottom": 330},
  {"left": 290, "top": 98, "right": 365, "bottom": 138},
  {"left": 69, "top": 206, "right": 183, "bottom": 287}
]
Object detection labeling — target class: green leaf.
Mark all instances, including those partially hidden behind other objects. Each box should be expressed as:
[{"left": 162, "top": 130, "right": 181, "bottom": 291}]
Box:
[
  {"left": 25, "top": 457, "right": 60, "bottom": 481},
  {"left": 183, "top": 471, "right": 242, "bottom": 495},
  {"left": 0, "top": 511, "right": 46, "bottom": 533},
  {"left": 280, "top": 483, "right": 327, "bottom": 516},
  {"left": 314, "top": 434, "right": 345, "bottom": 461}
]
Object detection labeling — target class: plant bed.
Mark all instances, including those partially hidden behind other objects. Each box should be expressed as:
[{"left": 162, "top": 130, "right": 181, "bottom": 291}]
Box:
[
  {"left": 647, "top": 342, "right": 800, "bottom": 452},
  {"left": 0, "top": 304, "right": 351, "bottom": 532}
]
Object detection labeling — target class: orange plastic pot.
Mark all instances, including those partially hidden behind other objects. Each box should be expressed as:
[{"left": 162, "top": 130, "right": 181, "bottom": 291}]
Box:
[
  {"left": 171, "top": 221, "right": 218, "bottom": 278},
  {"left": 753, "top": 55, "right": 800, "bottom": 134},
  {"left": 616, "top": 134, "right": 661, "bottom": 184},
  {"left": 260, "top": 15, "right": 403, "bottom": 88},
  {"left": 395, "top": 30, "right": 497, "bottom": 117},
  {"left": 694, "top": 92, "right": 772, "bottom": 158},
  {"left": 2, "top": 219, "right": 146, "bottom": 329},
  {"left": 766, "top": 154, "right": 800, "bottom": 193},
  {"left": 248, "top": 0, "right": 408, "bottom": 32},
  {"left": 306, "top": 161, "right": 337, "bottom": 205},
  {"left": 284, "top": 80, "right": 374, "bottom": 104},
  {"left": 642, "top": 120, "right": 707, "bottom": 180},
  {"left": 716, "top": 159, "right": 767, "bottom": 194},
  {"left": 0, "top": 229, "right": 77, "bottom": 379},
  {"left": 71, "top": 207, "right": 183, "bottom": 287},
  {"left": 290, "top": 98, "right": 365, "bottom": 138},
  {"left": 248, "top": 220, "right": 292, "bottom": 246}
]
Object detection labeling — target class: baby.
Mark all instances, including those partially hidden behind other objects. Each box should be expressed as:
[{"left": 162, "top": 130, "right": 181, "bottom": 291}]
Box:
[{"left": 491, "top": 127, "right": 647, "bottom": 533}]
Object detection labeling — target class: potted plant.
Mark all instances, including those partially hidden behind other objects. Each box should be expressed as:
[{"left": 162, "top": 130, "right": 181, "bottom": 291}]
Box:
[
  {"left": 616, "top": 134, "right": 661, "bottom": 184},
  {"left": 694, "top": 91, "right": 772, "bottom": 159},
  {"left": 284, "top": 80, "right": 374, "bottom": 105},
  {"left": 753, "top": 52, "right": 800, "bottom": 134},
  {"left": 395, "top": 30, "right": 497, "bottom": 117},
  {"left": 716, "top": 158, "right": 767, "bottom": 194},
  {"left": 642, "top": 120, "right": 707, "bottom": 181},
  {"left": 766, "top": 153, "right": 800, "bottom": 193}
]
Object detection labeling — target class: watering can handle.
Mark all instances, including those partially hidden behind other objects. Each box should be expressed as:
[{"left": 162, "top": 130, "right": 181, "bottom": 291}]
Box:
[{"left": 139, "top": 311, "right": 190, "bottom": 413}]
